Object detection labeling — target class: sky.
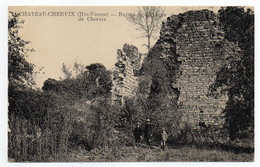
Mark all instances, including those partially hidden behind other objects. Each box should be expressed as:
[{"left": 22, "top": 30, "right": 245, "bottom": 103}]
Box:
[{"left": 9, "top": 6, "right": 221, "bottom": 88}]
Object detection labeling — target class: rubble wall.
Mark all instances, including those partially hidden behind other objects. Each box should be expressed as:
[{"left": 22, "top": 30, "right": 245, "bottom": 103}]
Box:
[
  {"left": 158, "top": 10, "right": 234, "bottom": 126},
  {"left": 111, "top": 47, "right": 141, "bottom": 105}
]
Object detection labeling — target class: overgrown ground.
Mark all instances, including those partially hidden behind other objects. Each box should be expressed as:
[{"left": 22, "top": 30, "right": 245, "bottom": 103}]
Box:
[{"left": 52, "top": 145, "right": 253, "bottom": 162}]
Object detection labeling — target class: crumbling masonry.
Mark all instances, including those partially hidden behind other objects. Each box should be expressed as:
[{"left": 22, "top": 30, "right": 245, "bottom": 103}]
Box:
[
  {"left": 111, "top": 46, "right": 142, "bottom": 105},
  {"left": 112, "top": 10, "right": 240, "bottom": 127},
  {"left": 158, "top": 10, "right": 241, "bottom": 127}
]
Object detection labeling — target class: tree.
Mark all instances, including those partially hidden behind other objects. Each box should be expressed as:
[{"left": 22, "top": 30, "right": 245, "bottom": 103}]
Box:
[
  {"left": 121, "top": 43, "right": 142, "bottom": 73},
  {"left": 209, "top": 7, "right": 254, "bottom": 140},
  {"left": 43, "top": 63, "right": 112, "bottom": 99},
  {"left": 86, "top": 63, "right": 112, "bottom": 96},
  {"left": 8, "top": 12, "right": 35, "bottom": 90},
  {"left": 61, "top": 63, "right": 72, "bottom": 79},
  {"left": 61, "top": 61, "right": 85, "bottom": 80},
  {"left": 8, "top": 13, "right": 56, "bottom": 160},
  {"left": 8, "top": 11, "right": 43, "bottom": 125},
  {"left": 126, "top": 6, "right": 165, "bottom": 52}
]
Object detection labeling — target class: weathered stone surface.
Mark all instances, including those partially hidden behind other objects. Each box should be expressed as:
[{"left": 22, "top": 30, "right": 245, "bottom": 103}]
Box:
[
  {"left": 157, "top": 10, "right": 240, "bottom": 127},
  {"left": 111, "top": 45, "right": 142, "bottom": 105}
]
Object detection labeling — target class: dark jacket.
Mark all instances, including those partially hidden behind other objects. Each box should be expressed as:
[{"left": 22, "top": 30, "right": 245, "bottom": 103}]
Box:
[
  {"left": 134, "top": 127, "right": 142, "bottom": 137},
  {"left": 144, "top": 123, "right": 152, "bottom": 138}
]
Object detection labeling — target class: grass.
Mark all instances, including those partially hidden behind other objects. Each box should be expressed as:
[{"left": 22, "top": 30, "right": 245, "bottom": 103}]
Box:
[{"left": 56, "top": 144, "right": 253, "bottom": 162}]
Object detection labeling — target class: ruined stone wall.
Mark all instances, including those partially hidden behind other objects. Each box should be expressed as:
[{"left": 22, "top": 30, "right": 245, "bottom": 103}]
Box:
[
  {"left": 111, "top": 47, "right": 141, "bottom": 105},
  {"left": 158, "top": 10, "right": 237, "bottom": 127},
  {"left": 112, "top": 10, "right": 240, "bottom": 127},
  {"left": 175, "top": 20, "right": 226, "bottom": 126}
]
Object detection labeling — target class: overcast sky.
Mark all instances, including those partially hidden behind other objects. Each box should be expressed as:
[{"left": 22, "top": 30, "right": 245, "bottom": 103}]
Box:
[{"left": 9, "top": 6, "right": 221, "bottom": 88}]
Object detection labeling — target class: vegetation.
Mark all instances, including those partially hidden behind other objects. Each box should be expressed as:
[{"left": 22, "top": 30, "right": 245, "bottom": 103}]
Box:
[
  {"left": 209, "top": 7, "right": 254, "bottom": 140},
  {"left": 56, "top": 146, "right": 253, "bottom": 162},
  {"left": 8, "top": 12, "right": 35, "bottom": 90}
]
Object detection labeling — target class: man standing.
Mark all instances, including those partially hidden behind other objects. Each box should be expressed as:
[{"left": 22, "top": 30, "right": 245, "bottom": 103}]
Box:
[
  {"left": 144, "top": 119, "right": 152, "bottom": 148},
  {"left": 133, "top": 123, "right": 142, "bottom": 147}
]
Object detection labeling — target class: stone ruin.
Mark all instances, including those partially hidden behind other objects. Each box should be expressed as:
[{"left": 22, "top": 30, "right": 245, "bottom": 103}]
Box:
[
  {"left": 174, "top": 11, "right": 227, "bottom": 127},
  {"left": 112, "top": 10, "right": 240, "bottom": 127},
  {"left": 111, "top": 45, "right": 143, "bottom": 105}
]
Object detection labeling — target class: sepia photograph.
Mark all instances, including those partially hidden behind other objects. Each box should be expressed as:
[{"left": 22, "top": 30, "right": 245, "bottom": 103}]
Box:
[{"left": 7, "top": 5, "right": 254, "bottom": 162}]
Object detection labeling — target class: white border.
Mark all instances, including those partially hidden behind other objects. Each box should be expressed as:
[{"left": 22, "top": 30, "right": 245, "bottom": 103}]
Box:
[{"left": 1, "top": 0, "right": 259, "bottom": 167}]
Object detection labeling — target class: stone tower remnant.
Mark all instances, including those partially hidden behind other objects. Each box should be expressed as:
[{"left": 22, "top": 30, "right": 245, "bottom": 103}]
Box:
[{"left": 157, "top": 10, "right": 240, "bottom": 127}]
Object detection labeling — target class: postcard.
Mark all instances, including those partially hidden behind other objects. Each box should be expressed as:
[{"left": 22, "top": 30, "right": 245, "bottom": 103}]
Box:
[{"left": 6, "top": 5, "right": 254, "bottom": 163}]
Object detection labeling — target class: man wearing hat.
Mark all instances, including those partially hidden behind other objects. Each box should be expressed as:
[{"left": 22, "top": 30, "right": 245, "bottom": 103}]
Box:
[
  {"left": 144, "top": 119, "right": 152, "bottom": 148},
  {"left": 133, "top": 122, "right": 142, "bottom": 147}
]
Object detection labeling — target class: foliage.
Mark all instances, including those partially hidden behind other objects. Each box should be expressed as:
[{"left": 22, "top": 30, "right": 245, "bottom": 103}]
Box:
[
  {"left": 60, "top": 61, "right": 85, "bottom": 80},
  {"left": 87, "top": 97, "right": 119, "bottom": 148},
  {"left": 126, "top": 6, "right": 166, "bottom": 52},
  {"left": 61, "top": 63, "right": 73, "bottom": 79},
  {"left": 86, "top": 63, "right": 112, "bottom": 96},
  {"left": 218, "top": 7, "right": 254, "bottom": 45},
  {"left": 131, "top": 43, "right": 182, "bottom": 143},
  {"left": 8, "top": 10, "right": 50, "bottom": 142},
  {"left": 141, "top": 47, "right": 169, "bottom": 100},
  {"left": 43, "top": 63, "right": 112, "bottom": 99},
  {"left": 122, "top": 44, "right": 140, "bottom": 63},
  {"left": 8, "top": 89, "right": 55, "bottom": 128},
  {"left": 209, "top": 7, "right": 254, "bottom": 140},
  {"left": 8, "top": 12, "right": 35, "bottom": 89},
  {"left": 8, "top": 12, "right": 114, "bottom": 161},
  {"left": 121, "top": 44, "right": 142, "bottom": 72}
]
